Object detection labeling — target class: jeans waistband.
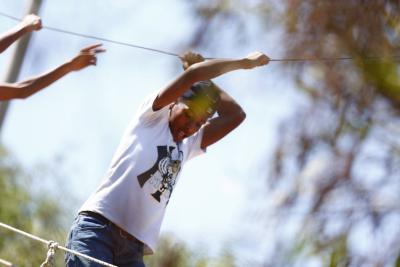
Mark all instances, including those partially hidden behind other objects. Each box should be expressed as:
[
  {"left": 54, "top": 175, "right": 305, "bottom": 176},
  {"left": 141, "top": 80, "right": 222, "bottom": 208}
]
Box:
[{"left": 78, "top": 211, "right": 143, "bottom": 246}]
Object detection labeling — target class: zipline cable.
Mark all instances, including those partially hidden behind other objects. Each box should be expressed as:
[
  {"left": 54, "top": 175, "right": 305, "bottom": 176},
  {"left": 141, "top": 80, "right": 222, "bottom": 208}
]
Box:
[
  {"left": 2, "top": 10, "right": 400, "bottom": 63},
  {"left": 0, "top": 11, "right": 180, "bottom": 58}
]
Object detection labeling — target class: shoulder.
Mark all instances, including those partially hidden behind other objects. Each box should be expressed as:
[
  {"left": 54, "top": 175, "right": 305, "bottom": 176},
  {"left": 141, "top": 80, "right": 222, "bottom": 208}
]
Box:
[{"left": 136, "top": 91, "right": 171, "bottom": 125}]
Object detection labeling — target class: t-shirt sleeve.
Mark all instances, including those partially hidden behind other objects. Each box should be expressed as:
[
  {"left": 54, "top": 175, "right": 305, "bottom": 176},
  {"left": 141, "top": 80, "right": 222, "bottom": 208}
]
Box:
[
  {"left": 136, "top": 91, "right": 170, "bottom": 125},
  {"left": 185, "top": 127, "right": 206, "bottom": 161}
]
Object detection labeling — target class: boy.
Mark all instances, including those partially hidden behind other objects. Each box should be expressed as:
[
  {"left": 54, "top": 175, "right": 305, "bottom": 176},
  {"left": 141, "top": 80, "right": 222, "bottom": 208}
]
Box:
[
  {"left": 0, "top": 14, "right": 104, "bottom": 100},
  {"left": 66, "top": 51, "right": 269, "bottom": 266}
]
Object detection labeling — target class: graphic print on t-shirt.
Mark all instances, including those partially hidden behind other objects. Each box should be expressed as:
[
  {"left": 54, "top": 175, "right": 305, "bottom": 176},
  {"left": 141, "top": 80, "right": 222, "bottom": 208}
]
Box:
[{"left": 137, "top": 145, "right": 182, "bottom": 203}]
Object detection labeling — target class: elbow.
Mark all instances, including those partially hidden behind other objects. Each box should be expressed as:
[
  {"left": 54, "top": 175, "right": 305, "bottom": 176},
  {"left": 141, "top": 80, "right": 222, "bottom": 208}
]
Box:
[
  {"left": 14, "top": 83, "right": 33, "bottom": 99},
  {"left": 17, "top": 93, "right": 30, "bottom": 99},
  {"left": 232, "top": 110, "right": 246, "bottom": 127},
  {"left": 0, "top": 82, "right": 32, "bottom": 100},
  {"left": 237, "top": 110, "right": 246, "bottom": 124}
]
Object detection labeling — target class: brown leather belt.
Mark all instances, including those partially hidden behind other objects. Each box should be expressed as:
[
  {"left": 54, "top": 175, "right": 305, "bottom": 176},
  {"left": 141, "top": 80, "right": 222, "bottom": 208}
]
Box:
[{"left": 79, "top": 211, "right": 143, "bottom": 246}]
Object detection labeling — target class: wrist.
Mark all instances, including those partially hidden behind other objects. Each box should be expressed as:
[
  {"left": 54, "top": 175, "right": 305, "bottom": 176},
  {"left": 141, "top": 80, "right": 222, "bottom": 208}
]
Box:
[
  {"left": 16, "top": 23, "right": 29, "bottom": 35},
  {"left": 61, "top": 61, "right": 74, "bottom": 73},
  {"left": 239, "top": 58, "right": 253, "bottom": 69}
]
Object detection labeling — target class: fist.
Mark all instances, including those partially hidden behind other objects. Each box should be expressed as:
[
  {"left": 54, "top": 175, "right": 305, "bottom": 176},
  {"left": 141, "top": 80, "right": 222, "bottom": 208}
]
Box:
[
  {"left": 180, "top": 51, "right": 205, "bottom": 70},
  {"left": 22, "top": 14, "right": 42, "bottom": 32},
  {"left": 244, "top": 52, "right": 270, "bottom": 69}
]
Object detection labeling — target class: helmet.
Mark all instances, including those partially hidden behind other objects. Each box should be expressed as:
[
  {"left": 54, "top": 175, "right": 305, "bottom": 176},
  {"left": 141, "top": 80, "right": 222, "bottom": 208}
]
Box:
[{"left": 181, "top": 81, "right": 220, "bottom": 117}]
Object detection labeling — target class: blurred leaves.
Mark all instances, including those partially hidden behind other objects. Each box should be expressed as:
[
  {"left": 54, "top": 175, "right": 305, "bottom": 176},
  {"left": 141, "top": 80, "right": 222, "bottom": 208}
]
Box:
[
  {"left": 269, "top": 1, "right": 400, "bottom": 265},
  {"left": 144, "top": 234, "right": 237, "bottom": 267},
  {"left": 184, "top": 0, "right": 400, "bottom": 266},
  {"left": 184, "top": 0, "right": 279, "bottom": 52},
  {"left": 0, "top": 146, "right": 68, "bottom": 266}
]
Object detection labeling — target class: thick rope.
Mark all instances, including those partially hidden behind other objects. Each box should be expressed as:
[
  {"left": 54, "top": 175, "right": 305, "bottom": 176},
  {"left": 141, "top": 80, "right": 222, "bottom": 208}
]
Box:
[
  {"left": 0, "top": 258, "right": 15, "bottom": 267},
  {"left": 0, "top": 222, "right": 117, "bottom": 267},
  {"left": 40, "top": 241, "right": 58, "bottom": 267}
]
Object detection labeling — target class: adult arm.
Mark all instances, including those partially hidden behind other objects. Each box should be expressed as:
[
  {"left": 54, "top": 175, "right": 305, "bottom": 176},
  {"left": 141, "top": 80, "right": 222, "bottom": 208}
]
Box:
[
  {"left": 152, "top": 51, "right": 269, "bottom": 111},
  {"left": 0, "top": 44, "right": 105, "bottom": 100},
  {"left": 0, "top": 14, "right": 41, "bottom": 53}
]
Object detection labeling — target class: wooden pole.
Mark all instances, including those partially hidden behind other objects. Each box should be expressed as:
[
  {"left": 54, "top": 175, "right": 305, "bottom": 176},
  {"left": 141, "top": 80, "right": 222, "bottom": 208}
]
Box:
[{"left": 0, "top": 0, "right": 43, "bottom": 135}]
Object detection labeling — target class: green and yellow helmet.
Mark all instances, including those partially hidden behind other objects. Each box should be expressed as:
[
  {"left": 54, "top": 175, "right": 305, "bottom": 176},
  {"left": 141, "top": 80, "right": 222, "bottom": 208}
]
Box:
[{"left": 181, "top": 80, "right": 220, "bottom": 118}]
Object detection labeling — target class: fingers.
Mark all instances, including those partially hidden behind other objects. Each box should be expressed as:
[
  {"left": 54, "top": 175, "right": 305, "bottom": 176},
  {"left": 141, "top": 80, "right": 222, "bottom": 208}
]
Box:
[
  {"left": 259, "top": 54, "right": 270, "bottom": 65},
  {"left": 180, "top": 51, "right": 204, "bottom": 61},
  {"left": 79, "top": 52, "right": 98, "bottom": 65},
  {"left": 246, "top": 51, "right": 270, "bottom": 67},
  {"left": 90, "top": 57, "right": 97, "bottom": 66},
  {"left": 78, "top": 44, "right": 105, "bottom": 67},
  {"left": 179, "top": 51, "right": 205, "bottom": 70},
  {"left": 69, "top": 44, "right": 105, "bottom": 71},
  {"left": 80, "top": 43, "right": 106, "bottom": 54}
]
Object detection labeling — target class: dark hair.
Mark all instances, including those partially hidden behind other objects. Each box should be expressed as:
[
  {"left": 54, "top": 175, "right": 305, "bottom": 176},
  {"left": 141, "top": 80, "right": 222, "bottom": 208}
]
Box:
[{"left": 181, "top": 81, "right": 220, "bottom": 116}]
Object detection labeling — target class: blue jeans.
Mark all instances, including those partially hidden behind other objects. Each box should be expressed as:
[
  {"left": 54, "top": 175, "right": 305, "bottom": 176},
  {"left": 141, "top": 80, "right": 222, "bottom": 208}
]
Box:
[{"left": 65, "top": 213, "right": 145, "bottom": 267}]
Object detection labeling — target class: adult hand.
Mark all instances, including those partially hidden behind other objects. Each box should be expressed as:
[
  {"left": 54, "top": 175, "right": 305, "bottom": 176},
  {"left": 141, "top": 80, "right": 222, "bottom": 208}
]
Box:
[
  {"left": 22, "top": 14, "right": 42, "bottom": 32},
  {"left": 180, "top": 51, "right": 205, "bottom": 70},
  {"left": 69, "top": 43, "right": 106, "bottom": 71},
  {"left": 243, "top": 52, "right": 270, "bottom": 69}
]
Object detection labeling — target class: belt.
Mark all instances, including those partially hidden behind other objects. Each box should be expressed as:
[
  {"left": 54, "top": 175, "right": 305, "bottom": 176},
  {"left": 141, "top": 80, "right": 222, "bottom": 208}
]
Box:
[{"left": 78, "top": 211, "right": 143, "bottom": 245}]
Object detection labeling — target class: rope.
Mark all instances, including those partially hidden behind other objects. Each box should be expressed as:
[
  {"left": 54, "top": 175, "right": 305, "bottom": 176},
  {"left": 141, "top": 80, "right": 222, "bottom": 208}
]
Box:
[
  {"left": 0, "top": 222, "right": 117, "bottom": 267},
  {"left": 0, "top": 258, "right": 15, "bottom": 267},
  {"left": 269, "top": 55, "right": 400, "bottom": 62},
  {"left": 0, "top": 11, "right": 180, "bottom": 58},
  {"left": 40, "top": 241, "right": 58, "bottom": 267},
  {"left": 1, "top": 10, "right": 399, "bottom": 62}
]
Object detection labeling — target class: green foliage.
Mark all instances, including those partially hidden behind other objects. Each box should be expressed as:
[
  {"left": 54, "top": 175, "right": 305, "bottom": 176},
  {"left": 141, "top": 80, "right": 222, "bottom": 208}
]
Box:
[
  {"left": 184, "top": 0, "right": 400, "bottom": 265},
  {"left": 145, "top": 234, "right": 237, "bottom": 267},
  {"left": 326, "top": 235, "right": 348, "bottom": 267},
  {"left": 0, "top": 147, "right": 68, "bottom": 266},
  {"left": 145, "top": 235, "right": 194, "bottom": 267},
  {"left": 359, "top": 58, "right": 400, "bottom": 105}
]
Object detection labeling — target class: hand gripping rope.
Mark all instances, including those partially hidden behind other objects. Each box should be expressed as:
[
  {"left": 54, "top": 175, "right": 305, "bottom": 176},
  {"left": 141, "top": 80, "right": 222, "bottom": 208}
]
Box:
[{"left": 0, "top": 222, "right": 117, "bottom": 267}]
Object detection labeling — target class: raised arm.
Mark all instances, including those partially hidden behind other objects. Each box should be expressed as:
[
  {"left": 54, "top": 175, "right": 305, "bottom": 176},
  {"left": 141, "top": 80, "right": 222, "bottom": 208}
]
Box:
[
  {"left": 0, "top": 14, "right": 42, "bottom": 53},
  {"left": 152, "top": 51, "right": 269, "bottom": 110},
  {"left": 200, "top": 84, "right": 246, "bottom": 149},
  {"left": 0, "top": 44, "right": 105, "bottom": 100}
]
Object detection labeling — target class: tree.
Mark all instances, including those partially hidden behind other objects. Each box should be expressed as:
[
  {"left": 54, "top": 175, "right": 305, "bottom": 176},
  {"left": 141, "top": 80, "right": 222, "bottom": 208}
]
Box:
[
  {"left": 145, "top": 234, "right": 237, "bottom": 267},
  {"left": 0, "top": 146, "right": 69, "bottom": 266},
  {"left": 184, "top": 0, "right": 400, "bottom": 266}
]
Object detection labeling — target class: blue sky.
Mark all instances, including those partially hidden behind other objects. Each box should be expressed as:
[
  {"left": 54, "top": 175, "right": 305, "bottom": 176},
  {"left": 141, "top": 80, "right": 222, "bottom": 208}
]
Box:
[{"left": 0, "top": 0, "right": 299, "bottom": 260}]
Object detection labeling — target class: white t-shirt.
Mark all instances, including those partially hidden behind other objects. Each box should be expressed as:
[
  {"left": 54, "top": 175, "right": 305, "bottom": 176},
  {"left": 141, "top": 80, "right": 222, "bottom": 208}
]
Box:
[{"left": 79, "top": 92, "right": 205, "bottom": 254}]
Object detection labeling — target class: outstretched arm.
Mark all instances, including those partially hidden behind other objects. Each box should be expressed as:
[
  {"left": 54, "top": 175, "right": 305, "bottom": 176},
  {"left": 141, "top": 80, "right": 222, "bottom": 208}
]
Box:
[
  {"left": 152, "top": 51, "right": 269, "bottom": 110},
  {"left": 0, "top": 44, "right": 105, "bottom": 100},
  {"left": 0, "top": 14, "right": 41, "bottom": 53}
]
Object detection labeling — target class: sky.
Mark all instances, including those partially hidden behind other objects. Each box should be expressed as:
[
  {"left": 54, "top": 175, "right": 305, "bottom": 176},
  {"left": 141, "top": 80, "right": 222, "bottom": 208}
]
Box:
[{"left": 0, "top": 0, "right": 299, "bottom": 261}]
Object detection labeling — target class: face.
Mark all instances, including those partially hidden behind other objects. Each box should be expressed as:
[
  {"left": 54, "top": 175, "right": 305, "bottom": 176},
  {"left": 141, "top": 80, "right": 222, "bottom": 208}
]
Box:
[{"left": 169, "top": 102, "right": 209, "bottom": 142}]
